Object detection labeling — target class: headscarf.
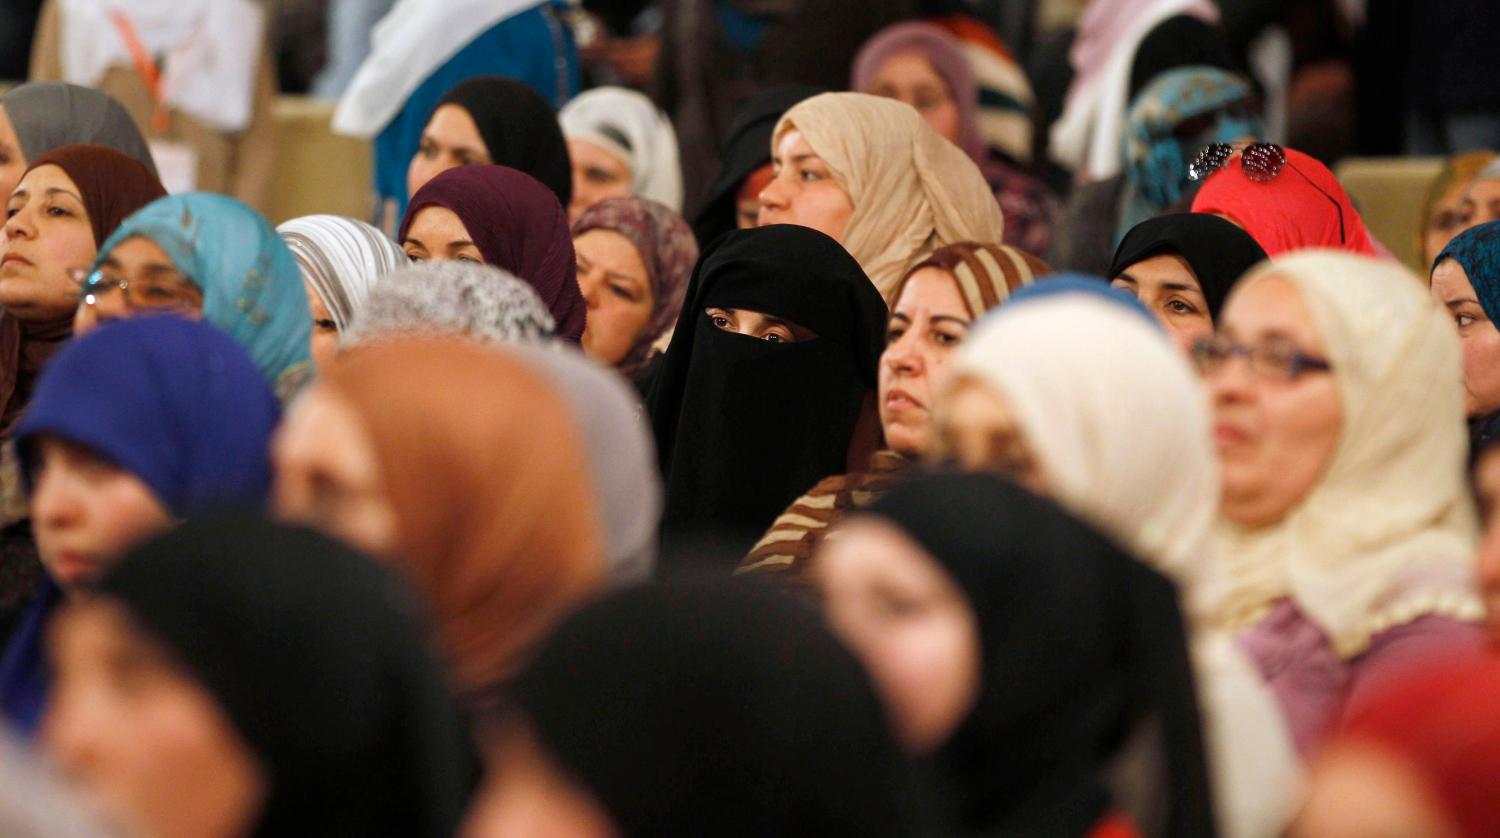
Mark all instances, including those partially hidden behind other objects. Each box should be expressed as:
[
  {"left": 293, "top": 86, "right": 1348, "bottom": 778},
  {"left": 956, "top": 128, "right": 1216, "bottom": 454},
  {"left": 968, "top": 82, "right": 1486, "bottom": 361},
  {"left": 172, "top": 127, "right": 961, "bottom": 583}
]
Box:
[
  {"left": 15, "top": 316, "right": 278, "bottom": 517},
  {"left": 1214, "top": 251, "right": 1483, "bottom": 656},
  {"left": 1190, "top": 146, "right": 1377, "bottom": 257},
  {"left": 430, "top": 75, "right": 572, "bottom": 208},
  {"left": 851, "top": 22, "right": 990, "bottom": 168},
  {"left": 1004, "top": 272, "right": 1161, "bottom": 327},
  {"left": 929, "top": 16, "right": 1036, "bottom": 164},
  {"left": 514, "top": 575, "right": 919, "bottom": 837},
  {"left": 319, "top": 339, "right": 603, "bottom": 708},
  {"left": 1118, "top": 67, "right": 1264, "bottom": 241},
  {"left": 96, "top": 517, "right": 478, "bottom": 837},
  {"left": 511, "top": 346, "right": 661, "bottom": 585},
  {"left": 571, "top": 196, "right": 698, "bottom": 375},
  {"left": 277, "top": 215, "right": 407, "bottom": 333},
  {"left": 1127, "top": 15, "right": 1240, "bottom": 100},
  {"left": 0, "top": 82, "right": 157, "bottom": 176},
  {"left": 1420, "top": 151, "right": 1495, "bottom": 259},
  {"left": 860, "top": 473, "right": 1216, "bottom": 838},
  {"left": 691, "top": 84, "right": 822, "bottom": 248},
  {"left": 892, "top": 241, "right": 1052, "bottom": 317},
  {"left": 342, "top": 261, "right": 556, "bottom": 347},
  {"left": 773, "top": 92, "right": 1006, "bottom": 300},
  {"left": 1109, "top": 213, "right": 1268, "bottom": 320},
  {"left": 398, "top": 165, "right": 585, "bottom": 342},
  {"left": 559, "top": 86, "right": 685, "bottom": 212},
  {"left": 95, "top": 194, "right": 312, "bottom": 400},
  {"left": 645, "top": 225, "right": 887, "bottom": 559},
  {"left": 1435, "top": 221, "right": 1500, "bottom": 324}
]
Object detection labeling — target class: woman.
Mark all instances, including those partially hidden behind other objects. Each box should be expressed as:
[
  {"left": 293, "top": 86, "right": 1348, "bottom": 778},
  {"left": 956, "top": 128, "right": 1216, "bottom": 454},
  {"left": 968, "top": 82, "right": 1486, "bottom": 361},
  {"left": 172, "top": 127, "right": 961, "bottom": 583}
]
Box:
[
  {"left": 1109, "top": 213, "right": 1267, "bottom": 353},
  {"left": 1420, "top": 151, "right": 1494, "bottom": 268},
  {"left": 278, "top": 214, "right": 407, "bottom": 372},
  {"left": 645, "top": 225, "right": 886, "bottom": 560},
  {"left": 405, "top": 75, "right": 572, "bottom": 209},
  {"left": 466, "top": 577, "right": 920, "bottom": 836},
  {"left": 1462, "top": 158, "right": 1500, "bottom": 228},
  {"left": 1189, "top": 144, "right": 1377, "bottom": 257},
  {"left": 1202, "top": 250, "right": 1485, "bottom": 755},
  {"left": 45, "top": 517, "right": 476, "bottom": 837},
  {"left": 559, "top": 86, "right": 684, "bottom": 220},
  {"left": 1431, "top": 221, "right": 1500, "bottom": 451},
  {"left": 0, "top": 81, "right": 157, "bottom": 201},
  {"left": 761, "top": 92, "right": 1006, "bottom": 300},
  {"left": 0, "top": 317, "right": 279, "bottom": 736},
  {"left": 852, "top": 22, "right": 1057, "bottom": 255},
  {"left": 740, "top": 242, "right": 1050, "bottom": 579},
  {"left": 817, "top": 472, "right": 1216, "bottom": 837},
  {"left": 332, "top": 0, "right": 579, "bottom": 224},
  {"left": 343, "top": 261, "right": 557, "bottom": 347},
  {"left": 77, "top": 193, "right": 312, "bottom": 400},
  {"left": 572, "top": 196, "right": 697, "bottom": 377},
  {"left": 272, "top": 338, "right": 604, "bottom": 718},
  {"left": 398, "top": 165, "right": 585, "bottom": 342}
]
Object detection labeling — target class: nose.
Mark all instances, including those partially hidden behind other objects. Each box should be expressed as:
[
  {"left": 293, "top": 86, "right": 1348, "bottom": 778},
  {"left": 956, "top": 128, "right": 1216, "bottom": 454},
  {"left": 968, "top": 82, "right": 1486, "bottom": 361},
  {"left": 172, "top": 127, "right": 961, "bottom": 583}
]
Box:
[
  {"left": 30, "top": 467, "right": 83, "bottom": 535},
  {"left": 1206, "top": 352, "right": 1255, "bottom": 407},
  {"left": 577, "top": 266, "right": 602, "bottom": 308},
  {"left": 3, "top": 203, "right": 34, "bottom": 241},
  {"left": 883, "top": 328, "right": 924, "bottom": 377},
  {"left": 758, "top": 173, "right": 789, "bottom": 215}
]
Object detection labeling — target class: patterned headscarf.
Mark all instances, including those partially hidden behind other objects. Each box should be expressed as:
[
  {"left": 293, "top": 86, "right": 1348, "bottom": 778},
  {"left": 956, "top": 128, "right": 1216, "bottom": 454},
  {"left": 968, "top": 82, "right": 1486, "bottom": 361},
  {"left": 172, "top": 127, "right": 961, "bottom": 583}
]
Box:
[
  {"left": 96, "top": 194, "right": 313, "bottom": 399},
  {"left": 1436, "top": 220, "right": 1500, "bottom": 323},
  {"left": 278, "top": 215, "right": 407, "bottom": 332},
  {"left": 571, "top": 196, "right": 698, "bottom": 376},
  {"left": 342, "top": 261, "right": 556, "bottom": 347},
  {"left": 891, "top": 241, "right": 1051, "bottom": 317}
]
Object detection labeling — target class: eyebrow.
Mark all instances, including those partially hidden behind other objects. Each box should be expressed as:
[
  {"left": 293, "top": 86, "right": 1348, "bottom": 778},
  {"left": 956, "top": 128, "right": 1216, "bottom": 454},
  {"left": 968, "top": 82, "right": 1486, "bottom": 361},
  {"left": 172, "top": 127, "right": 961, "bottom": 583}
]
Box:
[
  {"left": 1445, "top": 298, "right": 1480, "bottom": 310},
  {"left": 443, "top": 240, "right": 477, "bottom": 253},
  {"left": 1117, "top": 272, "right": 1201, "bottom": 295},
  {"left": 931, "top": 314, "right": 971, "bottom": 327},
  {"left": 605, "top": 271, "right": 642, "bottom": 286}
]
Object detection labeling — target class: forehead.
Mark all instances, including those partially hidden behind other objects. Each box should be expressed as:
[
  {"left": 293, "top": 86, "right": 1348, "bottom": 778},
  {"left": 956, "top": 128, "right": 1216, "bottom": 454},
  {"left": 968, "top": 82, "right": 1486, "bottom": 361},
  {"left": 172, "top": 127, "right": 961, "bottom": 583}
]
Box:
[
  {"left": 774, "top": 129, "right": 817, "bottom": 160},
  {"left": 873, "top": 51, "right": 944, "bottom": 84},
  {"left": 16, "top": 162, "right": 78, "bottom": 193},
  {"left": 406, "top": 205, "right": 472, "bottom": 241},
  {"left": 427, "top": 103, "right": 484, "bottom": 142},
  {"left": 1222, "top": 274, "right": 1323, "bottom": 346},
  {"left": 1119, "top": 252, "right": 1199, "bottom": 287},
  {"left": 894, "top": 267, "right": 969, "bottom": 316},
  {"left": 107, "top": 235, "right": 174, "bottom": 266},
  {"left": 1430, "top": 258, "right": 1473, "bottom": 296}
]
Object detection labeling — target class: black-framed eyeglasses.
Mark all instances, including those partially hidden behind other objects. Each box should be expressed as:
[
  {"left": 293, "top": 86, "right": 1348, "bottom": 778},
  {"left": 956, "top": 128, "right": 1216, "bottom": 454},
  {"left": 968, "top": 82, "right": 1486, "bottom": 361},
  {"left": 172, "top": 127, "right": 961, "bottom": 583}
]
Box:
[
  {"left": 1187, "top": 141, "right": 1347, "bottom": 245},
  {"left": 71, "top": 267, "right": 203, "bottom": 312},
  {"left": 1191, "top": 335, "right": 1333, "bottom": 381}
]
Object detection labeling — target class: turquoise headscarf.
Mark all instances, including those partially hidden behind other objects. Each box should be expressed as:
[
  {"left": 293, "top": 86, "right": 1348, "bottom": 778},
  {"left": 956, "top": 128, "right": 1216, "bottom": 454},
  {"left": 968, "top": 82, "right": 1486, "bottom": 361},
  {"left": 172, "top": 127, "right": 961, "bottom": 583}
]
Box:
[{"left": 95, "top": 194, "right": 312, "bottom": 400}]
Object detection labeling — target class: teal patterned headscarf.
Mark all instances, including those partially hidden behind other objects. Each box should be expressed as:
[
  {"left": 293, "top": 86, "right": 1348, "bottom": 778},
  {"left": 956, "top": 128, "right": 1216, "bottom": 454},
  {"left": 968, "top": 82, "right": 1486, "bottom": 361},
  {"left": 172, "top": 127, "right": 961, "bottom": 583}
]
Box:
[{"left": 96, "top": 194, "right": 313, "bottom": 400}]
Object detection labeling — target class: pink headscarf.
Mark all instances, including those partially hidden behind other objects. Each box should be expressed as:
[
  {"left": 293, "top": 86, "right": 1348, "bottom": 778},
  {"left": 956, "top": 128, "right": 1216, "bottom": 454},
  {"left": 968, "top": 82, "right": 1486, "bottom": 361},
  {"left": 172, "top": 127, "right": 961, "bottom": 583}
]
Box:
[
  {"left": 1190, "top": 147, "right": 1376, "bottom": 257},
  {"left": 851, "top": 22, "right": 988, "bottom": 167}
]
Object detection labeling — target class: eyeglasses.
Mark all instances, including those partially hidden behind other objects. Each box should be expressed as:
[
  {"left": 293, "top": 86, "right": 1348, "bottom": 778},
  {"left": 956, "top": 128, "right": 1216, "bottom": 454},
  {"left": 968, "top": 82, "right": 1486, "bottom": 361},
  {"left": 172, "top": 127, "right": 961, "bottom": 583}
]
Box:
[
  {"left": 1187, "top": 141, "right": 1347, "bottom": 245},
  {"left": 72, "top": 267, "right": 204, "bottom": 312},
  {"left": 1191, "top": 335, "right": 1332, "bottom": 381}
]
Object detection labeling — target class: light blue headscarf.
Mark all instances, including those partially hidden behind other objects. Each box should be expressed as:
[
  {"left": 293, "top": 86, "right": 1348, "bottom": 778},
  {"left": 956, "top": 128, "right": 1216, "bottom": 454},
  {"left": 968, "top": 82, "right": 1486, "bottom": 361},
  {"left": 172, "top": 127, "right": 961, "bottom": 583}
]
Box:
[{"left": 95, "top": 194, "right": 312, "bottom": 399}]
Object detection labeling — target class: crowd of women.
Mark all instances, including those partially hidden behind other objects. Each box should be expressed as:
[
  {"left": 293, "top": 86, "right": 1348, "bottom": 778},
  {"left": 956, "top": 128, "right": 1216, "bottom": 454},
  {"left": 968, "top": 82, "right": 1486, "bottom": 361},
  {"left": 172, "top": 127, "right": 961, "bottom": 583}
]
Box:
[{"left": 0, "top": 1, "right": 1499, "bottom": 836}]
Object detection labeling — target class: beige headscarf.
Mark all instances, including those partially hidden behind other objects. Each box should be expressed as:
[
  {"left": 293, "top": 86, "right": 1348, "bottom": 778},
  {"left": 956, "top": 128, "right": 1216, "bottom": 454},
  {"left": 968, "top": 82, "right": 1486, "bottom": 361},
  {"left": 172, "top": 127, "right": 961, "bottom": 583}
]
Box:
[
  {"left": 1213, "top": 251, "right": 1483, "bottom": 658},
  {"left": 773, "top": 93, "right": 1005, "bottom": 301}
]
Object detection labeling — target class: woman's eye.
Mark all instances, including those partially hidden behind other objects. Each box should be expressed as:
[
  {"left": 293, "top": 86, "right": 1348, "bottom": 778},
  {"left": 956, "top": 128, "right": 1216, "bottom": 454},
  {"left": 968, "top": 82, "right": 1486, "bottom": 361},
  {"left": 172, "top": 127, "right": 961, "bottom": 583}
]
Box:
[
  {"left": 763, "top": 332, "right": 787, "bottom": 343},
  {"left": 585, "top": 167, "right": 615, "bottom": 185},
  {"left": 934, "top": 331, "right": 961, "bottom": 346},
  {"left": 456, "top": 255, "right": 481, "bottom": 264},
  {"left": 608, "top": 283, "right": 635, "bottom": 301},
  {"left": 799, "top": 169, "right": 822, "bottom": 182},
  {"left": 4, "top": 207, "right": 17, "bottom": 219},
  {"left": 1457, "top": 314, "right": 1477, "bottom": 328},
  {"left": 710, "top": 315, "right": 730, "bottom": 328},
  {"left": 45, "top": 205, "right": 71, "bottom": 218},
  {"left": 406, "top": 252, "right": 423, "bottom": 263},
  {"left": 1165, "top": 299, "right": 1199, "bottom": 315},
  {"left": 314, "top": 318, "right": 338, "bottom": 332},
  {"left": 885, "top": 327, "right": 906, "bottom": 344}
]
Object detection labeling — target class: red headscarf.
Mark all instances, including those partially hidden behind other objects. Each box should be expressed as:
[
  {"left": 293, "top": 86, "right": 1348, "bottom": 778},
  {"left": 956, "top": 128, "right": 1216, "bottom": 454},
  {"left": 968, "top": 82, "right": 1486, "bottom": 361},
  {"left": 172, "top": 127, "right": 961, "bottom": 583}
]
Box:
[{"left": 1190, "top": 146, "right": 1375, "bottom": 257}]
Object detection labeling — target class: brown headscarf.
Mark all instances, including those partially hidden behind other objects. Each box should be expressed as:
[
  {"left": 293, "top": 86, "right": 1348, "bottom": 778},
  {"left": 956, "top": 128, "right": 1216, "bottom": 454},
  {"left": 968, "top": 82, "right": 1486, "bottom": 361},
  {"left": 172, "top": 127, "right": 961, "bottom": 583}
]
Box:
[
  {"left": 318, "top": 339, "right": 605, "bottom": 711},
  {"left": 892, "top": 241, "right": 1052, "bottom": 316}
]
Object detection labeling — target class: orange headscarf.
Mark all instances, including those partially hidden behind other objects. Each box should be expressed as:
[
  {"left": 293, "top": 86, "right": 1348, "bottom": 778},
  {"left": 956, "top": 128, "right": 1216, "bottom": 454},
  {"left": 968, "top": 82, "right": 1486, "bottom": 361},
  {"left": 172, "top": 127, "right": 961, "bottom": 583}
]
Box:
[{"left": 321, "top": 339, "right": 604, "bottom": 706}]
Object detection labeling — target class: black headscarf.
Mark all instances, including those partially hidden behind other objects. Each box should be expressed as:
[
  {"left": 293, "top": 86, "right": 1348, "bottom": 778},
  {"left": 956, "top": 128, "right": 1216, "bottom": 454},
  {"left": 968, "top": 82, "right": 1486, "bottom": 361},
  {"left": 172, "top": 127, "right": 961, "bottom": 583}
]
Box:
[
  {"left": 433, "top": 76, "right": 573, "bottom": 208},
  {"left": 1108, "top": 212, "right": 1267, "bottom": 320},
  {"left": 96, "top": 517, "right": 478, "bottom": 838},
  {"left": 864, "top": 473, "right": 1217, "bottom": 838},
  {"left": 514, "top": 574, "right": 923, "bottom": 836},
  {"left": 689, "top": 85, "right": 823, "bottom": 247},
  {"left": 1128, "top": 15, "right": 1240, "bottom": 99},
  {"left": 645, "top": 225, "right": 886, "bottom": 560}
]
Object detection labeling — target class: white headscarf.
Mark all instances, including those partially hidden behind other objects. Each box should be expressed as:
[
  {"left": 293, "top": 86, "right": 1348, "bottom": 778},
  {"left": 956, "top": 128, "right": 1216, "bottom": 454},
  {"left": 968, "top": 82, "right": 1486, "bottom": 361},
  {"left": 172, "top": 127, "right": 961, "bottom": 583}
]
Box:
[
  {"left": 57, "top": 0, "right": 264, "bottom": 132},
  {"left": 278, "top": 215, "right": 407, "bottom": 332},
  {"left": 1212, "top": 250, "right": 1483, "bottom": 657},
  {"left": 559, "top": 86, "right": 685, "bottom": 212}
]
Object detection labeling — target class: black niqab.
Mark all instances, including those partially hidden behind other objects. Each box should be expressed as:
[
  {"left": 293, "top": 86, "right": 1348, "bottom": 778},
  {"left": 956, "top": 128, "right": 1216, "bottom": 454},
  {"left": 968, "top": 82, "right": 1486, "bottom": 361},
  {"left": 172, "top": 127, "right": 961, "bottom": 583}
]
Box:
[
  {"left": 434, "top": 76, "right": 573, "bottom": 208},
  {"left": 1108, "top": 212, "right": 1267, "bottom": 320}
]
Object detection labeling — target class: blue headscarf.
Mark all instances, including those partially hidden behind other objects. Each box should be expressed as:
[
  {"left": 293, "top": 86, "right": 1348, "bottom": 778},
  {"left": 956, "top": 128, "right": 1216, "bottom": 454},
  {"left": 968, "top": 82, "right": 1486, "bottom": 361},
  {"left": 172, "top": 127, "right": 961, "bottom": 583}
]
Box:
[
  {"left": 96, "top": 194, "right": 312, "bottom": 399},
  {"left": 1000, "top": 273, "right": 1163, "bottom": 331},
  {"left": 1436, "top": 220, "right": 1500, "bottom": 324}
]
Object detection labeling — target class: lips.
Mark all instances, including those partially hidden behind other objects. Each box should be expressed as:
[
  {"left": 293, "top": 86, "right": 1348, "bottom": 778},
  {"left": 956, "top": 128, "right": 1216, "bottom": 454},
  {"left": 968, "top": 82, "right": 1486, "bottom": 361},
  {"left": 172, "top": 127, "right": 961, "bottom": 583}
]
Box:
[
  {"left": 0, "top": 252, "right": 31, "bottom": 268},
  {"left": 884, "top": 387, "right": 923, "bottom": 412},
  {"left": 1214, "top": 421, "right": 1251, "bottom": 448}
]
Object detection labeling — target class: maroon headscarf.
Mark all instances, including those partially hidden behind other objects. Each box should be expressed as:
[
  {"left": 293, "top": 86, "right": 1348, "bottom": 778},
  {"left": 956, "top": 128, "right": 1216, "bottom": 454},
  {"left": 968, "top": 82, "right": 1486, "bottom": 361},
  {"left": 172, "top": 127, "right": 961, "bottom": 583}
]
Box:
[
  {"left": 399, "top": 165, "right": 586, "bottom": 342},
  {"left": 27, "top": 144, "right": 167, "bottom": 247}
]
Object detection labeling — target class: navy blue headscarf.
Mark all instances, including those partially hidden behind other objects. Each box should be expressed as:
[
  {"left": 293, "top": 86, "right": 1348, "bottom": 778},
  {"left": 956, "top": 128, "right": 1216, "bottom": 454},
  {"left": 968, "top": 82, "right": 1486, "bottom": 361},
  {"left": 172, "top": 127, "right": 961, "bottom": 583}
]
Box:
[{"left": 1436, "top": 220, "right": 1500, "bottom": 324}]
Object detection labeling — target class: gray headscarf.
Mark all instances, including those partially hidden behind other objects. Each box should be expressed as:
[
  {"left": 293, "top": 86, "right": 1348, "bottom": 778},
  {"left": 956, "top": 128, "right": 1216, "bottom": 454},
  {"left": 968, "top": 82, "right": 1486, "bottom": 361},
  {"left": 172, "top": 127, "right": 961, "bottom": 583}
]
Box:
[
  {"left": 0, "top": 82, "right": 158, "bottom": 176},
  {"left": 341, "top": 261, "right": 556, "bottom": 347},
  {"left": 511, "top": 345, "right": 661, "bottom": 584}
]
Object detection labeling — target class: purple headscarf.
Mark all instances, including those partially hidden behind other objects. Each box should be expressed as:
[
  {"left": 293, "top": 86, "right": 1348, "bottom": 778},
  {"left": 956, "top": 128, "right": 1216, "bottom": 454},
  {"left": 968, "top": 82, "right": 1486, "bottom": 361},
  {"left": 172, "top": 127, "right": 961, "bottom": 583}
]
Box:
[
  {"left": 399, "top": 165, "right": 586, "bottom": 342},
  {"left": 572, "top": 197, "right": 698, "bottom": 376},
  {"left": 851, "top": 22, "right": 988, "bottom": 168}
]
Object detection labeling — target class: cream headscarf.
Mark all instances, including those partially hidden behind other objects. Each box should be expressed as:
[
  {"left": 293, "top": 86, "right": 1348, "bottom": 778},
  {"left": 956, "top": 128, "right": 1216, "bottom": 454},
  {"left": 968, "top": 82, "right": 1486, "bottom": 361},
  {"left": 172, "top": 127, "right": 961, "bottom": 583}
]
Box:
[
  {"left": 1213, "top": 250, "right": 1483, "bottom": 658},
  {"left": 773, "top": 93, "right": 1005, "bottom": 301}
]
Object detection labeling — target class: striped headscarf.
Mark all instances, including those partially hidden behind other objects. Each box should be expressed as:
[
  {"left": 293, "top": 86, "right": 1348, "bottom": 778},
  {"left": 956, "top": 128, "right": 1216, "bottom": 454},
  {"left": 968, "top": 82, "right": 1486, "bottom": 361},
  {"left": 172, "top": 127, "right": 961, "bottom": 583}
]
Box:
[
  {"left": 278, "top": 215, "right": 407, "bottom": 333},
  {"left": 891, "top": 241, "right": 1051, "bottom": 315}
]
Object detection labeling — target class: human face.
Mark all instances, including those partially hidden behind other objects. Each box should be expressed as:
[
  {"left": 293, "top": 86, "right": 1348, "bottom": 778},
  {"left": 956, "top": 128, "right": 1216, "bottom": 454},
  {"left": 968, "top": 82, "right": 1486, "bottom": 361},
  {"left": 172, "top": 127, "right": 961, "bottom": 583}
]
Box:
[
  {"left": 867, "top": 52, "right": 962, "bottom": 145},
  {"left": 304, "top": 279, "right": 339, "bottom": 373},
  {"left": 1, "top": 164, "right": 96, "bottom": 322},
  {"left": 568, "top": 139, "right": 633, "bottom": 222},
  {"left": 881, "top": 268, "right": 973, "bottom": 455},
  {"left": 74, "top": 236, "right": 205, "bottom": 335},
  {"left": 402, "top": 205, "right": 483, "bottom": 264},
  {"left": 45, "top": 600, "right": 267, "bottom": 838},
  {"left": 0, "top": 106, "right": 26, "bottom": 202},
  {"left": 1111, "top": 253, "right": 1215, "bottom": 354},
  {"left": 757, "top": 131, "right": 854, "bottom": 242},
  {"left": 576, "top": 228, "right": 653, "bottom": 366},
  {"left": 1291, "top": 742, "right": 1461, "bottom": 838},
  {"left": 272, "top": 385, "right": 398, "bottom": 559},
  {"left": 817, "top": 517, "right": 980, "bottom": 753},
  {"left": 1471, "top": 447, "right": 1500, "bottom": 637},
  {"left": 1425, "top": 178, "right": 1477, "bottom": 268},
  {"left": 1431, "top": 258, "right": 1500, "bottom": 417},
  {"left": 29, "top": 437, "right": 174, "bottom": 591},
  {"left": 704, "top": 306, "right": 815, "bottom": 343},
  {"left": 407, "top": 104, "right": 492, "bottom": 199},
  {"left": 463, "top": 724, "right": 619, "bottom": 838},
  {"left": 1207, "top": 276, "right": 1342, "bottom": 528},
  {"left": 1463, "top": 178, "right": 1500, "bottom": 228},
  {"left": 735, "top": 164, "right": 772, "bottom": 230},
  {"left": 932, "top": 375, "right": 1048, "bottom": 495}
]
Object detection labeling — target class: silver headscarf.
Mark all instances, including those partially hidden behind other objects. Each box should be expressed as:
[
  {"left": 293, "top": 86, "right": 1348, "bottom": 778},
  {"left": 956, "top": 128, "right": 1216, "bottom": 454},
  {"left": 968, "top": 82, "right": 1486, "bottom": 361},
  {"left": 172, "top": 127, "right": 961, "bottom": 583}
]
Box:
[
  {"left": 278, "top": 215, "right": 406, "bottom": 332},
  {"left": 341, "top": 261, "right": 556, "bottom": 347}
]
